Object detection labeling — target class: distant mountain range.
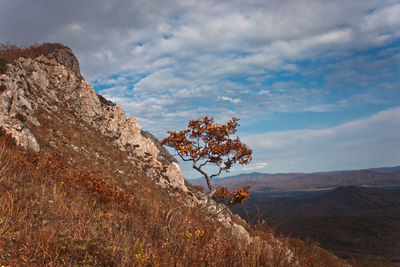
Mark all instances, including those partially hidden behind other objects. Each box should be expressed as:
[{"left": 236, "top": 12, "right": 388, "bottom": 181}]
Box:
[{"left": 192, "top": 165, "right": 400, "bottom": 194}]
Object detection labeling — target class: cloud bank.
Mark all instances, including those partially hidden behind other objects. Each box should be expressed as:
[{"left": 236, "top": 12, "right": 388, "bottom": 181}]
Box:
[{"left": 239, "top": 107, "right": 400, "bottom": 174}]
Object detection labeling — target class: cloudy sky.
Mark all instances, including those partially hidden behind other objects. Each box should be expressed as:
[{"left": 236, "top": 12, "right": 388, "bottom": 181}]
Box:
[{"left": 1, "top": 0, "right": 399, "bottom": 179}]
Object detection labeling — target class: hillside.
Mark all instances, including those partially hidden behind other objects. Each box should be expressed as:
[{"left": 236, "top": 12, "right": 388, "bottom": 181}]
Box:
[
  {"left": 231, "top": 186, "right": 400, "bottom": 265},
  {"left": 0, "top": 43, "right": 344, "bottom": 266}
]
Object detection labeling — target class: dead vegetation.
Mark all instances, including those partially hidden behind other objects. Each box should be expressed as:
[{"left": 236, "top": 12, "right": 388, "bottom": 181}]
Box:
[
  {"left": 0, "top": 42, "right": 66, "bottom": 70},
  {"left": 0, "top": 115, "right": 345, "bottom": 266}
]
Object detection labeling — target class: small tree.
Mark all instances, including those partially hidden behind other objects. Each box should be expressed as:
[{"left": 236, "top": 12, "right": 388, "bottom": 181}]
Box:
[{"left": 161, "top": 116, "right": 252, "bottom": 202}]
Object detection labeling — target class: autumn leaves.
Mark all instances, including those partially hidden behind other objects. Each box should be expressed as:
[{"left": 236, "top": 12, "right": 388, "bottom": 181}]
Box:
[{"left": 161, "top": 116, "right": 252, "bottom": 204}]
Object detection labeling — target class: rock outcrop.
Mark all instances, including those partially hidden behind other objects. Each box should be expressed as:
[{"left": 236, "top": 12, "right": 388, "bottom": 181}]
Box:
[
  {"left": 0, "top": 49, "right": 186, "bottom": 191},
  {"left": 0, "top": 44, "right": 250, "bottom": 241}
]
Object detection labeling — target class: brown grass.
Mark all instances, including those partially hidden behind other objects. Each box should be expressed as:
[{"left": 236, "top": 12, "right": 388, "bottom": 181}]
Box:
[
  {"left": 0, "top": 130, "right": 346, "bottom": 266},
  {"left": 0, "top": 42, "right": 66, "bottom": 73}
]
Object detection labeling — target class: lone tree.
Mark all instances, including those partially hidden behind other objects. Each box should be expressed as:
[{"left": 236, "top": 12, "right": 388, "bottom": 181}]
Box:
[{"left": 161, "top": 116, "right": 252, "bottom": 204}]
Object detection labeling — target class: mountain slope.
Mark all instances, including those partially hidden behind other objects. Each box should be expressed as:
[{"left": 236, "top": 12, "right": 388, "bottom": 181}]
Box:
[{"left": 0, "top": 43, "right": 344, "bottom": 266}]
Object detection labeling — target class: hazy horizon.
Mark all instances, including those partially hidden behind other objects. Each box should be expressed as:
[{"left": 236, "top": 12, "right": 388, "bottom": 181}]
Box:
[{"left": 188, "top": 163, "right": 400, "bottom": 181}]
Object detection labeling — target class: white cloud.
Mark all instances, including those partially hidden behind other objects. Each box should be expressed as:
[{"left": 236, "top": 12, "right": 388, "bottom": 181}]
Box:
[
  {"left": 243, "top": 107, "right": 400, "bottom": 173},
  {"left": 361, "top": 3, "right": 400, "bottom": 35},
  {"left": 220, "top": 96, "right": 242, "bottom": 104},
  {"left": 240, "top": 162, "right": 269, "bottom": 171}
]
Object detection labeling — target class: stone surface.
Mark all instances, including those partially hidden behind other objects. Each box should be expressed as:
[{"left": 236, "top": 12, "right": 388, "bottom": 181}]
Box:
[
  {"left": 0, "top": 116, "right": 40, "bottom": 152},
  {"left": 46, "top": 45, "right": 82, "bottom": 79}
]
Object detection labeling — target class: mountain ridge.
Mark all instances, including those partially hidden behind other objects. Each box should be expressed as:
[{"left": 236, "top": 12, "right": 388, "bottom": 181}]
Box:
[
  {"left": 191, "top": 165, "right": 400, "bottom": 182},
  {"left": 193, "top": 166, "right": 400, "bottom": 193}
]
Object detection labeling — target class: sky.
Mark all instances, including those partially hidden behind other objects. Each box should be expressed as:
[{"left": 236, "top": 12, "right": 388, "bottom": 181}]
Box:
[{"left": 1, "top": 0, "right": 399, "bottom": 179}]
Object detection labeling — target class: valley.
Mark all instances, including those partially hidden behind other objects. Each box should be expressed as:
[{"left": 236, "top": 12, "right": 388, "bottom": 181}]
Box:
[
  {"left": 193, "top": 167, "right": 400, "bottom": 265},
  {"left": 231, "top": 186, "right": 400, "bottom": 265}
]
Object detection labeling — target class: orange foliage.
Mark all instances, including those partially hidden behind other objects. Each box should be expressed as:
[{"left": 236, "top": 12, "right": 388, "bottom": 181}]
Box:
[
  {"left": 212, "top": 185, "right": 251, "bottom": 205},
  {"left": 161, "top": 116, "right": 252, "bottom": 196},
  {"left": 13, "top": 150, "right": 134, "bottom": 209}
]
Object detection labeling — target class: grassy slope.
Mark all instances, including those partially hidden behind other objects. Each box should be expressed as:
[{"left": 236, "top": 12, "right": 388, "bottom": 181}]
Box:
[{"left": 0, "top": 123, "right": 342, "bottom": 266}]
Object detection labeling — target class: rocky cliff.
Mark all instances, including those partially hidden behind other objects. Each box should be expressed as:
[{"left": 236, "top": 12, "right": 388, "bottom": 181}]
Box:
[
  {"left": 0, "top": 45, "right": 186, "bottom": 188},
  {"left": 0, "top": 43, "right": 252, "bottom": 240}
]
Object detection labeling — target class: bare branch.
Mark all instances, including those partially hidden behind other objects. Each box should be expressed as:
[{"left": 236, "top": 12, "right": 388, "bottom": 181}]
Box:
[
  {"left": 210, "top": 164, "right": 223, "bottom": 180},
  {"left": 198, "top": 159, "right": 211, "bottom": 169}
]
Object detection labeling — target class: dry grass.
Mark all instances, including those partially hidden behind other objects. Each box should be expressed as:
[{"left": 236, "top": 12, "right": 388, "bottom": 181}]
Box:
[
  {"left": 0, "top": 139, "right": 8, "bottom": 183},
  {"left": 0, "top": 42, "right": 66, "bottom": 72},
  {"left": 0, "top": 127, "right": 346, "bottom": 266}
]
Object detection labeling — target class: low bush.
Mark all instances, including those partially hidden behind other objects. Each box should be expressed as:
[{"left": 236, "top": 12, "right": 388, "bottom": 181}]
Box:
[
  {"left": 0, "top": 56, "right": 6, "bottom": 73},
  {"left": 0, "top": 42, "right": 66, "bottom": 65}
]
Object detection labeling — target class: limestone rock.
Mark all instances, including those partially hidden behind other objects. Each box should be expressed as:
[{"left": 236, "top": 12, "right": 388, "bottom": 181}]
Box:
[
  {"left": 45, "top": 45, "right": 82, "bottom": 79},
  {"left": 0, "top": 46, "right": 186, "bottom": 195},
  {"left": 0, "top": 116, "right": 40, "bottom": 152},
  {"left": 141, "top": 130, "right": 178, "bottom": 165}
]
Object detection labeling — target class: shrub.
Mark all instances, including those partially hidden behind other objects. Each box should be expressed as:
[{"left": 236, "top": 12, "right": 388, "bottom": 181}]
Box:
[
  {"left": 161, "top": 116, "right": 252, "bottom": 199},
  {"left": 0, "top": 42, "right": 66, "bottom": 65},
  {"left": 0, "top": 56, "right": 6, "bottom": 73}
]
